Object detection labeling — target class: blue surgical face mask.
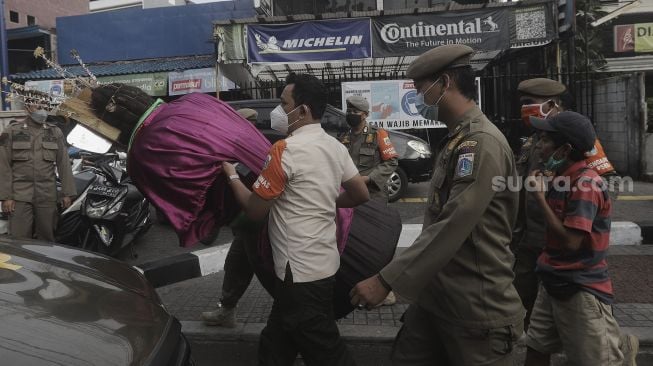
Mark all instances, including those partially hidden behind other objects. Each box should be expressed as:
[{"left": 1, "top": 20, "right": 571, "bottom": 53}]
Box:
[
  {"left": 414, "top": 78, "right": 446, "bottom": 121},
  {"left": 544, "top": 146, "right": 567, "bottom": 172}
]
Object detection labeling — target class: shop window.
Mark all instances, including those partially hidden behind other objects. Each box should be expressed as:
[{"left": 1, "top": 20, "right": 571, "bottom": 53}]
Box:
[
  {"left": 27, "top": 15, "right": 36, "bottom": 26},
  {"left": 9, "top": 11, "right": 19, "bottom": 23}
]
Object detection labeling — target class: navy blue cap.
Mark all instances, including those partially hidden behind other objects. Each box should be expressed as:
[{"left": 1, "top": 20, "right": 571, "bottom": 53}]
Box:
[{"left": 530, "top": 111, "right": 596, "bottom": 153}]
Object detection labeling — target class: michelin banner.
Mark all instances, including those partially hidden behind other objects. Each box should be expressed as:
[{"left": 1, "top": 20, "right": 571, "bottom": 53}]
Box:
[
  {"left": 247, "top": 19, "right": 372, "bottom": 63},
  {"left": 342, "top": 80, "right": 445, "bottom": 130},
  {"left": 372, "top": 9, "right": 510, "bottom": 57}
]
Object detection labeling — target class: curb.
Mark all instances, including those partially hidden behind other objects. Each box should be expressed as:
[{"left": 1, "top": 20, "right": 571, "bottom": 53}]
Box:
[
  {"left": 181, "top": 321, "right": 399, "bottom": 344},
  {"left": 139, "top": 222, "right": 645, "bottom": 288},
  {"left": 635, "top": 221, "right": 653, "bottom": 244},
  {"left": 401, "top": 222, "right": 643, "bottom": 247},
  {"left": 137, "top": 243, "right": 231, "bottom": 288},
  {"left": 610, "top": 222, "right": 642, "bottom": 246}
]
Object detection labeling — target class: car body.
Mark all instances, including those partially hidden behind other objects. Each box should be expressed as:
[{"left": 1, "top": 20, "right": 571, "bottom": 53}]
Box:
[
  {"left": 227, "top": 99, "right": 434, "bottom": 201},
  {"left": 0, "top": 237, "right": 192, "bottom": 366}
]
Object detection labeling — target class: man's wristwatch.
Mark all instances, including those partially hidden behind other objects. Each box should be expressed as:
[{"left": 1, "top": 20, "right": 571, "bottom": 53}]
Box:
[{"left": 228, "top": 174, "right": 240, "bottom": 182}]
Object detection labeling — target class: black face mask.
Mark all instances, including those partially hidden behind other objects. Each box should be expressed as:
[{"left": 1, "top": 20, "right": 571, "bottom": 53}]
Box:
[{"left": 346, "top": 113, "right": 362, "bottom": 127}]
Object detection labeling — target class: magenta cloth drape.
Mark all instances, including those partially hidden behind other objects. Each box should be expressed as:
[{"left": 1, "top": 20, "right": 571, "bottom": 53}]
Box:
[
  {"left": 128, "top": 93, "right": 271, "bottom": 246},
  {"left": 127, "top": 93, "right": 353, "bottom": 249}
]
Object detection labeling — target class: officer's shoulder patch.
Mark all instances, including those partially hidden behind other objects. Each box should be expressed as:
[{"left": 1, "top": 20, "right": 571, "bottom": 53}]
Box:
[
  {"left": 456, "top": 140, "right": 477, "bottom": 149},
  {"left": 455, "top": 140, "right": 477, "bottom": 154},
  {"left": 262, "top": 154, "right": 272, "bottom": 171},
  {"left": 447, "top": 134, "right": 465, "bottom": 151},
  {"left": 456, "top": 153, "right": 474, "bottom": 178}
]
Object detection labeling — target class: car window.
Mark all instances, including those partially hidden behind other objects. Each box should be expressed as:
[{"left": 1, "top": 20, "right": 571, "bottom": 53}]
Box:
[
  {"left": 321, "top": 105, "right": 348, "bottom": 135},
  {"left": 255, "top": 106, "right": 274, "bottom": 129}
]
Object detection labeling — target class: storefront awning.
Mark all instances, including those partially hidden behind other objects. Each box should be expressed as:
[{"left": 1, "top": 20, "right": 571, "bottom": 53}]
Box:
[
  {"left": 10, "top": 55, "right": 215, "bottom": 81},
  {"left": 248, "top": 50, "right": 503, "bottom": 82},
  {"left": 7, "top": 26, "right": 51, "bottom": 41},
  {"left": 603, "top": 55, "right": 653, "bottom": 73}
]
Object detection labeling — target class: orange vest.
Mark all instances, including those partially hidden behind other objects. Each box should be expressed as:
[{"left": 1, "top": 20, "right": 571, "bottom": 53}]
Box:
[{"left": 585, "top": 139, "right": 615, "bottom": 175}]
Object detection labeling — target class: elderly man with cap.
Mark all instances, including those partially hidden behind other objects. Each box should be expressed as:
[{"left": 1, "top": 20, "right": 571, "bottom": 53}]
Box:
[
  {"left": 340, "top": 95, "right": 398, "bottom": 203},
  {"left": 514, "top": 78, "right": 620, "bottom": 330},
  {"left": 524, "top": 111, "right": 637, "bottom": 366},
  {"left": 350, "top": 44, "right": 524, "bottom": 365}
]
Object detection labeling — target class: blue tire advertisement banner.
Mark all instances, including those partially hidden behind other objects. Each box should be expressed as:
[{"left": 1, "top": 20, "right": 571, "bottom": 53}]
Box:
[{"left": 247, "top": 19, "right": 372, "bottom": 63}]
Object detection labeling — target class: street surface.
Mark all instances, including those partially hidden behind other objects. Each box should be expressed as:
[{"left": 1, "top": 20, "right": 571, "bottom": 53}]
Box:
[
  {"left": 117, "top": 182, "right": 430, "bottom": 264},
  {"left": 114, "top": 180, "right": 653, "bottom": 365},
  {"left": 119, "top": 180, "right": 653, "bottom": 265}
]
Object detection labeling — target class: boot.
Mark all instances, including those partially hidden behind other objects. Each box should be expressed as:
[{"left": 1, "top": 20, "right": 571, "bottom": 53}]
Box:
[
  {"left": 201, "top": 304, "right": 236, "bottom": 328},
  {"left": 620, "top": 333, "right": 639, "bottom": 366}
]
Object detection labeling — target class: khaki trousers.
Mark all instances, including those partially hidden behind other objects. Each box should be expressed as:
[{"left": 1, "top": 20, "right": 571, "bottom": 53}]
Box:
[{"left": 9, "top": 201, "right": 58, "bottom": 242}]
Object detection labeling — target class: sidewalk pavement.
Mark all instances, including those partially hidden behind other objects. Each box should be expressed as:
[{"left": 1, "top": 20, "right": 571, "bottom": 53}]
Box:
[
  {"left": 147, "top": 181, "right": 653, "bottom": 364},
  {"left": 156, "top": 244, "right": 653, "bottom": 364}
]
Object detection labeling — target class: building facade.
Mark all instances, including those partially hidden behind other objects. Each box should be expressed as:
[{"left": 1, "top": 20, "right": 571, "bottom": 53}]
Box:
[{"left": 5, "top": 0, "right": 88, "bottom": 30}]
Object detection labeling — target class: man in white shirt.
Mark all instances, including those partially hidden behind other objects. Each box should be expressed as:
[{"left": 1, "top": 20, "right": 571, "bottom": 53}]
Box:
[{"left": 222, "top": 73, "right": 369, "bottom": 365}]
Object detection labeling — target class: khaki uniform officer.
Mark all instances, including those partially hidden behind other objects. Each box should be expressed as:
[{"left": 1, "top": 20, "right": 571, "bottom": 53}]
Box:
[
  {"left": 0, "top": 110, "right": 76, "bottom": 241},
  {"left": 237, "top": 108, "right": 258, "bottom": 124},
  {"left": 513, "top": 78, "right": 566, "bottom": 329},
  {"left": 350, "top": 44, "right": 525, "bottom": 365},
  {"left": 340, "top": 95, "right": 398, "bottom": 202},
  {"left": 514, "top": 78, "right": 619, "bottom": 329}
]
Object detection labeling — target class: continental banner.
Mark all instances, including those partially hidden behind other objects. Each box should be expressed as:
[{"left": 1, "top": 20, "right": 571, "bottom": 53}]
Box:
[
  {"left": 342, "top": 80, "right": 446, "bottom": 130},
  {"left": 372, "top": 9, "right": 510, "bottom": 57},
  {"left": 247, "top": 19, "right": 372, "bottom": 63}
]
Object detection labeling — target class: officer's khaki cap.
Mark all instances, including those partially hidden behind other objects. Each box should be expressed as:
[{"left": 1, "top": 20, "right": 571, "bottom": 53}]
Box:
[
  {"left": 517, "top": 78, "right": 566, "bottom": 97},
  {"left": 346, "top": 96, "right": 369, "bottom": 112},
  {"left": 237, "top": 108, "right": 258, "bottom": 121},
  {"left": 406, "top": 44, "right": 474, "bottom": 80}
]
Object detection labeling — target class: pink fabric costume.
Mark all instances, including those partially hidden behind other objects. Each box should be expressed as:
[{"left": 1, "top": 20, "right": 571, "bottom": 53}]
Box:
[{"left": 127, "top": 93, "right": 352, "bottom": 249}]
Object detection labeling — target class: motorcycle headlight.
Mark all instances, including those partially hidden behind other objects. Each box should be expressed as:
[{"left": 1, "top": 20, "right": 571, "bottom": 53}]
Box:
[
  {"left": 407, "top": 140, "right": 431, "bottom": 156},
  {"left": 105, "top": 200, "right": 124, "bottom": 216},
  {"left": 94, "top": 224, "right": 113, "bottom": 246},
  {"left": 85, "top": 205, "right": 107, "bottom": 219}
]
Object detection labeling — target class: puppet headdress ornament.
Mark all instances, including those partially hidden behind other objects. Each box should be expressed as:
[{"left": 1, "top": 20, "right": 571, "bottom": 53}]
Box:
[{"left": 2, "top": 47, "right": 120, "bottom": 141}]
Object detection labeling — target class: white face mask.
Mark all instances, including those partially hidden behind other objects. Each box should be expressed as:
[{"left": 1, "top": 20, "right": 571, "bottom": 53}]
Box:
[
  {"left": 30, "top": 109, "right": 49, "bottom": 124},
  {"left": 270, "top": 104, "right": 303, "bottom": 135}
]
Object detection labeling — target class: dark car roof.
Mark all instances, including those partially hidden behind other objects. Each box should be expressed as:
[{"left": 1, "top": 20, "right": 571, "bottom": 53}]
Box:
[
  {"left": 227, "top": 99, "right": 430, "bottom": 145},
  {"left": 0, "top": 237, "right": 171, "bottom": 365}
]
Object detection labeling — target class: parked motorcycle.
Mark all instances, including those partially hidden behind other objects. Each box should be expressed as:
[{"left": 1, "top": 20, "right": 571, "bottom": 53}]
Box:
[{"left": 56, "top": 153, "right": 151, "bottom": 256}]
